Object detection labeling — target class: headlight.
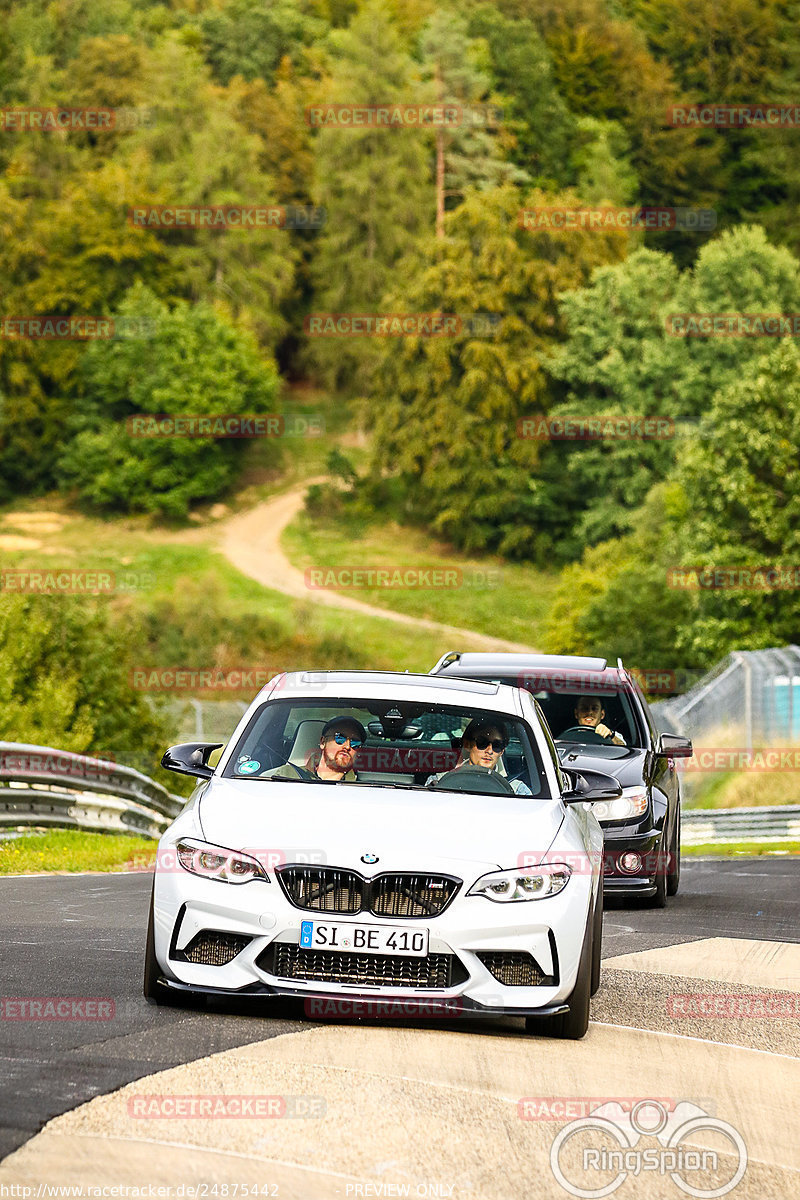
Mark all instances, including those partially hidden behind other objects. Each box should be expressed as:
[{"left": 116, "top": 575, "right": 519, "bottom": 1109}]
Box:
[
  {"left": 590, "top": 786, "right": 648, "bottom": 823},
  {"left": 467, "top": 864, "right": 571, "bottom": 902},
  {"left": 175, "top": 838, "right": 270, "bottom": 884}
]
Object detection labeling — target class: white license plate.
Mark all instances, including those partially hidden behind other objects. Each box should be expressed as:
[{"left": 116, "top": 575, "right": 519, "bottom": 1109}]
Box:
[{"left": 299, "top": 919, "right": 429, "bottom": 957}]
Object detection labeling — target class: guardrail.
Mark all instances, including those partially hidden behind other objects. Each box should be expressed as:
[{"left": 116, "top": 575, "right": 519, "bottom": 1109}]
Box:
[
  {"left": 682, "top": 804, "right": 800, "bottom": 845},
  {"left": 0, "top": 743, "right": 184, "bottom": 840}
]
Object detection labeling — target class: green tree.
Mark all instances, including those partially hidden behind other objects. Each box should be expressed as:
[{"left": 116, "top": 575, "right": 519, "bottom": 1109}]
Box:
[
  {"left": 419, "top": 9, "right": 528, "bottom": 237},
  {"left": 545, "top": 342, "right": 800, "bottom": 668},
  {"left": 199, "top": 0, "right": 325, "bottom": 86},
  {"left": 464, "top": 4, "right": 575, "bottom": 188},
  {"left": 56, "top": 285, "right": 281, "bottom": 518},
  {"left": 0, "top": 593, "right": 169, "bottom": 763},
  {"left": 546, "top": 226, "right": 800, "bottom": 548},
  {"left": 309, "top": 0, "right": 433, "bottom": 390},
  {"left": 368, "top": 185, "right": 628, "bottom": 559}
]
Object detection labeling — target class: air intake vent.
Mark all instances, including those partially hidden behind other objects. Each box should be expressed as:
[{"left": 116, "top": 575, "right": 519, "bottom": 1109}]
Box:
[
  {"left": 258, "top": 943, "right": 468, "bottom": 989},
  {"left": 179, "top": 931, "right": 252, "bottom": 966},
  {"left": 476, "top": 951, "right": 554, "bottom": 987}
]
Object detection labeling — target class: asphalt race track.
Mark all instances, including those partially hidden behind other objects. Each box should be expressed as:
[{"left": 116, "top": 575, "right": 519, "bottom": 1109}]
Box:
[{"left": 1, "top": 859, "right": 799, "bottom": 1196}]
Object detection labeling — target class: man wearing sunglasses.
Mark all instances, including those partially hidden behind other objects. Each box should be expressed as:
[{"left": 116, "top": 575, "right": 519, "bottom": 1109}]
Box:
[
  {"left": 313, "top": 717, "right": 366, "bottom": 781},
  {"left": 267, "top": 716, "right": 366, "bottom": 783},
  {"left": 425, "top": 718, "right": 532, "bottom": 794}
]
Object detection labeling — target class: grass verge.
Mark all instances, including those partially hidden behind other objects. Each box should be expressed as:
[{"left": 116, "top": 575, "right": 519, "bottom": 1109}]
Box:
[
  {"left": 682, "top": 841, "right": 800, "bottom": 856},
  {"left": 282, "top": 509, "right": 558, "bottom": 647},
  {"left": 0, "top": 830, "right": 158, "bottom": 874}
]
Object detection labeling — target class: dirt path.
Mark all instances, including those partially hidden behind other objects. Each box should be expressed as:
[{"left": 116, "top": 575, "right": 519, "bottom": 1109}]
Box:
[{"left": 219, "top": 481, "right": 539, "bottom": 653}]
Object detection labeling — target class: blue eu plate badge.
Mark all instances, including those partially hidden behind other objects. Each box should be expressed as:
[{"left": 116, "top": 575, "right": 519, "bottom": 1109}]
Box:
[{"left": 300, "top": 920, "right": 313, "bottom": 947}]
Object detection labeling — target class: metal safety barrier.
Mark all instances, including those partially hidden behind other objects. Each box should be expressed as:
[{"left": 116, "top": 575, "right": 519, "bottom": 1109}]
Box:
[
  {"left": 0, "top": 742, "right": 184, "bottom": 840},
  {"left": 682, "top": 804, "right": 800, "bottom": 846}
]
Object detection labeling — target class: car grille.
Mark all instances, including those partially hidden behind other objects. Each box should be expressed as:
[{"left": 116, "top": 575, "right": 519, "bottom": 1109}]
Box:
[
  {"left": 277, "top": 866, "right": 460, "bottom": 918},
  {"left": 179, "top": 931, "right": 252, "bottom": 966},
  {"left": 258, "top": 943, "right": 468, "bottom": 989},
  {"left": 476, "top": 951, "right": 554, "bottom": 987}
]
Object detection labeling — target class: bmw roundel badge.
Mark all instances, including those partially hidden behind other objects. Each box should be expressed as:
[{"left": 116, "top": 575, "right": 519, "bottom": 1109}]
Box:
[{"left": 360, "top": 852, "right": 379, "bottom": 864}]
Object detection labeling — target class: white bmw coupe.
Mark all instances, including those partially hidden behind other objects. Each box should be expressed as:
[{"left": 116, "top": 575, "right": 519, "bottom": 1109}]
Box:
[{"left": 145, "top": 671, "right": 619, "bottom": 1038}]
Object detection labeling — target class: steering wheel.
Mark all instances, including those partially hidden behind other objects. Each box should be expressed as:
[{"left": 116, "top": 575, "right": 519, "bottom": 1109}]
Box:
[
  {"left": 557, "top": 725, "right": 613, "bottom": 746},
  {"left": 431, "top": 765, "right": 516, "bottom": 795}
]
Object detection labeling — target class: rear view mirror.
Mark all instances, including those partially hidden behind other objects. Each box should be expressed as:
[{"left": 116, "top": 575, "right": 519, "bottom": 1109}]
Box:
[
  {"left": 161, "top": 742, "right": 224, "bottom": 779},
  {"left": 657, "top": 733, "right": 693, "bottom": 758},
  {"left": 562, "top": 768, "right": 623, "bottom": 804}
]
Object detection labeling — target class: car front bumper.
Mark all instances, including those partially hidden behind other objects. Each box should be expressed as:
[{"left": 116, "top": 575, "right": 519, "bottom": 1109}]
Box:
[{"left": 152, "top": 860, "right": 593, "bottom": 1018}]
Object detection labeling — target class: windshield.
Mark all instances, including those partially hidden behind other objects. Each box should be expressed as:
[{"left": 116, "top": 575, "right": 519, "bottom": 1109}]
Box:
[
  {"left": 223, "top": 698, "right": 550, "bottom": 798},
  {"left": 473, "top": 675, "right": 644, "bottom": 749}
]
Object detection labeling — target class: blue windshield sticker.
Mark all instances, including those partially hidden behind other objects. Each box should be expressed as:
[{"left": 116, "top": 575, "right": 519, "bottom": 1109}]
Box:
[{"left": 238, "top": 759, "right": 261, "bottom": 775}]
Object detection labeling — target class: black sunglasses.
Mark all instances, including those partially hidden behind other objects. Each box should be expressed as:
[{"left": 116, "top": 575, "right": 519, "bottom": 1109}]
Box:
[{"left": 473, "top": 735, "right": 507, "bottom": 752}]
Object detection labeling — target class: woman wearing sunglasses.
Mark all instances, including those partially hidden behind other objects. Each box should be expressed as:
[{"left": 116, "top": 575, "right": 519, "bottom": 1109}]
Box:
[{"left": 425, "top": 718, "right": 532, "bottom": 794}]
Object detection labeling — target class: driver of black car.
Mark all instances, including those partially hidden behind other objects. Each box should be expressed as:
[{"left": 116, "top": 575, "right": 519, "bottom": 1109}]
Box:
[
  {"left": 425, "top": 718, "right": 532, "bottom": 794},
  {"left": 569, "top": 696, "right": 626, "bottom": 746}
]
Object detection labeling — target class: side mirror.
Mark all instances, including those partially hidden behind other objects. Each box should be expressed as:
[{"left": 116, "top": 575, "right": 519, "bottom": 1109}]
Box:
[
  {"left": 161, "top": 742, "right": 224, "bottom": 779},
  {"left": 656, "top": 733, "right": 693, "bottom": 758},
  {"left": 562, "top": 768, "right": 623, "bottom": 804}
]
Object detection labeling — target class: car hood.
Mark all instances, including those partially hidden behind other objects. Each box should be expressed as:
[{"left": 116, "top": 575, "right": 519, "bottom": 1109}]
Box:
[
  {"left": 197, "top": 778, "right": 567, "bottom": 874},
  {"left": 557, "top": 746, "right": 648, "bottom": 790}
]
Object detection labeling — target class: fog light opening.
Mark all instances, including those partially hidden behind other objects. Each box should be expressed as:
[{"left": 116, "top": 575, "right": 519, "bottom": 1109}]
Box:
[{"left": 618, "top": 851, "right": 642, "bottom": 875}]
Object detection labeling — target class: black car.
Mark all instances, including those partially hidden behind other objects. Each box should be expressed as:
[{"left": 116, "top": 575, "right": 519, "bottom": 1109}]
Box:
[{"left": 429, "top": 652, "right": 693, "bottom": 907}]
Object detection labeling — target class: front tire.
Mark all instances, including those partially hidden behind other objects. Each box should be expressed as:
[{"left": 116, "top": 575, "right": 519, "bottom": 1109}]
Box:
[
  {"left": 667, "top": 808, "right": 681, "bottom": 896},
  {"left": 526, "top": 908, "right": 593, "bottom": 1040},
  {"left": 143, "top": 885, "right": 180, "bottom": 1006}
]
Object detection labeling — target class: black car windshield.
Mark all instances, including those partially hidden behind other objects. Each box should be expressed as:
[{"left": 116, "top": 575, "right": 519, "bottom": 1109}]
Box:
[
  {"left": 222, "top": 698, "right": 550, "bottom": 797},
  {"left": 474, "top": 674, "right": 644, "bottom": 749}
]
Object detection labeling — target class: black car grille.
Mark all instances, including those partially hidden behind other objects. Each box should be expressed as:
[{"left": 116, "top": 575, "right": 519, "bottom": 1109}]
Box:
[
  {"left": 476, "top": 951, "right": 554, "bottom": 987},
  {"left": 258, "top": 943, "right": 468, "bottom": 989},
  {"left": 178, "top": 931, "right": 252, "bottom": 966},
  {"left": 277, "top": 866, "right": 460, "bottom": 918}
]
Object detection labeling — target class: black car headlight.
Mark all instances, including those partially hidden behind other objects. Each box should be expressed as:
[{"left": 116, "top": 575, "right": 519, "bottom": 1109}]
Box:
[{"left": 590, "top": 786, "right": 648, "bottom": 823}]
